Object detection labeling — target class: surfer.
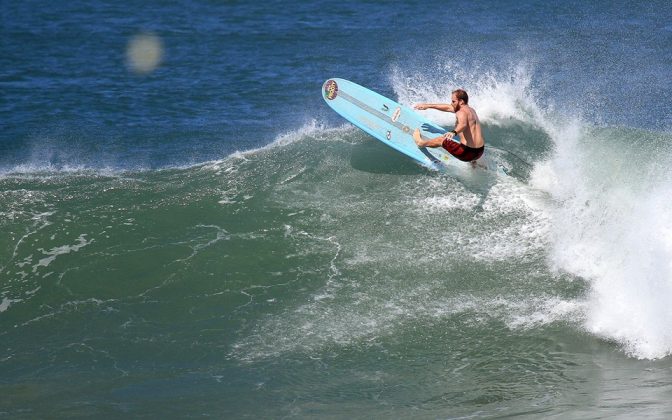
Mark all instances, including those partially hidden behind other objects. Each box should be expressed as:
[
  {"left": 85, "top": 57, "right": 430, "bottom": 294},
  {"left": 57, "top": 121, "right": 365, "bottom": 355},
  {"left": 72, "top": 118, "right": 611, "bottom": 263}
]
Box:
[{"left": 412, "top": 89, "right": 485, "bottom": 162}]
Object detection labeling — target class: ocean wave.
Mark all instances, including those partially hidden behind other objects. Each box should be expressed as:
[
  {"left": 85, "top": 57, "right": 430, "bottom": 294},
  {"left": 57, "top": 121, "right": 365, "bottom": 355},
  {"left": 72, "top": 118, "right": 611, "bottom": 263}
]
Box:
[{"left": 390, "top": 61, "right": 672, "bottom": 359}]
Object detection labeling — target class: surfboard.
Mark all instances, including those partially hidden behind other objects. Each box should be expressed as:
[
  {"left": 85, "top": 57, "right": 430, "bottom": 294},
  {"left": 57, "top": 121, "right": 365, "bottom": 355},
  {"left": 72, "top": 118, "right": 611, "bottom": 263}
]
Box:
[{"left": 322, "top": 78, "right": 498, "bottom": 172}]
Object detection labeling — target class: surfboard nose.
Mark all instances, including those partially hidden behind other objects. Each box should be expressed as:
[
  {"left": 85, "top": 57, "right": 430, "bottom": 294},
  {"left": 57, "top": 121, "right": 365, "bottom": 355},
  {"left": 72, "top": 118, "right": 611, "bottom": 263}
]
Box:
[{"left": 323, "top": 78, "right": 340, "bottom": 101}]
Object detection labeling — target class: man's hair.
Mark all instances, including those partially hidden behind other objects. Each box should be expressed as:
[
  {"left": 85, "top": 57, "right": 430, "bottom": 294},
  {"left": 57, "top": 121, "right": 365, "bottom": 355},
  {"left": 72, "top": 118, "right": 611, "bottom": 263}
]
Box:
[{"left": 452, "top": 89, "right": 469, "bottom": 104}]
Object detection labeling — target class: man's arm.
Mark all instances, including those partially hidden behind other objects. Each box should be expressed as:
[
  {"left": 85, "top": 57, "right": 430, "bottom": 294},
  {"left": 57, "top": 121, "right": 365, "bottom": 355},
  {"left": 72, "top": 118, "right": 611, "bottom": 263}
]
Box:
[{"left": 414, "top": 103, "right": 455, "bottom": 113}]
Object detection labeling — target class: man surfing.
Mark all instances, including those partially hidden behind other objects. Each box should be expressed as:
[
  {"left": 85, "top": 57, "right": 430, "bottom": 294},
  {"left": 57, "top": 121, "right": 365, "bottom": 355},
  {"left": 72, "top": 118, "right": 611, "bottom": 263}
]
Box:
[{"left": 412, "top": 89, "right": 485, "bottom": 162}]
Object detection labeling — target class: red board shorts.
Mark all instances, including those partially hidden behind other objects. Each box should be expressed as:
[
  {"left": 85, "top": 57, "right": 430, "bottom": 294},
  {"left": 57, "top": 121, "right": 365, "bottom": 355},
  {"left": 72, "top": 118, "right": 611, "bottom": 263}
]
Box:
[{"left": 442, "top": 139, "right": 485, "bottom": 162}]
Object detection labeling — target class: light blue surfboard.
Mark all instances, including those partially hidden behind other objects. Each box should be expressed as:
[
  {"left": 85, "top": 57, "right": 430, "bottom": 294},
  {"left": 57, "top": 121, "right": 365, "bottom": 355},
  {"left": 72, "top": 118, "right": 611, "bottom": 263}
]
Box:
[{"left": 322, "top": 78, "right": 498, "bottom": 172}]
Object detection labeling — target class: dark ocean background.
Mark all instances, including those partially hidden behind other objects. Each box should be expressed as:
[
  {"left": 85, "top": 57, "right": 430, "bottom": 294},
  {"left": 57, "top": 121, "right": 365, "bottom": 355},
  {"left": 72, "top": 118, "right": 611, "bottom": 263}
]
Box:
[{"left": 2, "top": 0, "right": 672, "bottom": 417}]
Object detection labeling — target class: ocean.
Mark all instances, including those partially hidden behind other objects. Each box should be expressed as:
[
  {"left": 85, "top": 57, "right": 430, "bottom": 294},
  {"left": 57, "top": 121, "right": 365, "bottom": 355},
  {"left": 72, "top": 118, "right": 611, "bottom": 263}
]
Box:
[{"left": 2, "top": 0, "right": 672, "bottom": 417}]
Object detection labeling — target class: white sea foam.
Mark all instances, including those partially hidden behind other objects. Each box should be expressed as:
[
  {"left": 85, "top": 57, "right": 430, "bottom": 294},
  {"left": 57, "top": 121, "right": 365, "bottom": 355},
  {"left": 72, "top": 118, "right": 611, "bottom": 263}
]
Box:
[
  {"left": 0, "top": 297, "right": 18, "bottom": 313},
  {"left": 32, "top": 234, "right": 93, "bottom": 273},
  {"left": 532, "top": 123, "right": 672, "bottom": 359}
]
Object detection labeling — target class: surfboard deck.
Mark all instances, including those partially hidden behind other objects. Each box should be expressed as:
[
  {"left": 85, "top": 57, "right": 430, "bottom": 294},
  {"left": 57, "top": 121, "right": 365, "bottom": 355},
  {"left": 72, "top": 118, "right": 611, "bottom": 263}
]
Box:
[{"left": 322, "top": 78, "right": 499, "bottom": 172}]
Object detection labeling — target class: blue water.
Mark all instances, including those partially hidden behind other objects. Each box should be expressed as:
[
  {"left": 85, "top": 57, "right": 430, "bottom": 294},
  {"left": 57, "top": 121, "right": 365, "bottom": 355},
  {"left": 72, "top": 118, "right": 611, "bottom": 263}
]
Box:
[{"left": 2, "top": 1, "right": 672, "bottom": 417}]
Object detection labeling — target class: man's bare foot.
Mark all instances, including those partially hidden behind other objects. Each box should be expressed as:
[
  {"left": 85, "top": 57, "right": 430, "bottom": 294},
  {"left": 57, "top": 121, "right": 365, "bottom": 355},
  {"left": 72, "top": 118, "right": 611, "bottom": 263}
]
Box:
[{"left": 413, "top": 128, "right": 424, "bottom": 147}]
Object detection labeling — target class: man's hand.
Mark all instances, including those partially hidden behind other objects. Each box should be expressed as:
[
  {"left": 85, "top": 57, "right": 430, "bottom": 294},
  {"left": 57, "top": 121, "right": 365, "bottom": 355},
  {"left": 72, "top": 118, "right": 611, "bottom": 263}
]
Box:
[{"left": 413, "top": 103, "right": 429, "bottom": 110}]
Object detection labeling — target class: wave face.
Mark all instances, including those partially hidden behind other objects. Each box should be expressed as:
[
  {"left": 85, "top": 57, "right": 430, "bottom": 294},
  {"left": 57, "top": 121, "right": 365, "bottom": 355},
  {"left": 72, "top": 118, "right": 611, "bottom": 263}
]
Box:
[{"left": 2, "top": 0, "right": 672, "bottom": 417}]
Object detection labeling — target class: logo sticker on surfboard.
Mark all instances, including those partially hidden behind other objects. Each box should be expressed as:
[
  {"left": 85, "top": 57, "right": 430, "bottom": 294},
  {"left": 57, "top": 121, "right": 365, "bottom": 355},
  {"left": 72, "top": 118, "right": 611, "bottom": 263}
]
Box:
[
  {"left": 391, "top": 107, "right": 401, "bottom": 122},
  {"left": 324, "top": 80, "right": 338, "bottom": 100}
]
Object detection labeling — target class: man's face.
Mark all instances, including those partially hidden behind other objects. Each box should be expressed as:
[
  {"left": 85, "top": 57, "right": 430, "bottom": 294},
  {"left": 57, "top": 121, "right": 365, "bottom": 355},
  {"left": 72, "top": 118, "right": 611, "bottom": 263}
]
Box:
[{"left": 451, "top": 94, "right": 461, "bottom": 111}]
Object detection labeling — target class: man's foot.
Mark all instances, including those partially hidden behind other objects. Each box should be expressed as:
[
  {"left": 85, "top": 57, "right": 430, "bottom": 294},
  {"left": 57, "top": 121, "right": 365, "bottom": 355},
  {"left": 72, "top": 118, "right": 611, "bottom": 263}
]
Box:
[{"left": 413, "top": 128, "right": 424, "bottom": 147}]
